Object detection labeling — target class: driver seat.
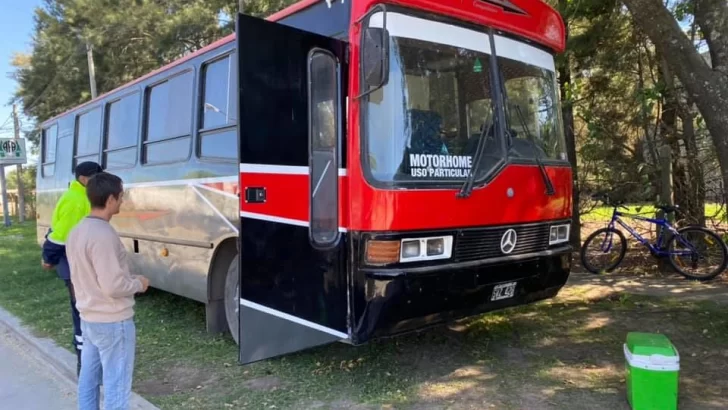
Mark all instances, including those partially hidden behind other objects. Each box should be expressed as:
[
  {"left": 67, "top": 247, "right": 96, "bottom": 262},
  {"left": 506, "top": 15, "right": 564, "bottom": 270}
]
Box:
[{"left": 407, "top": 109, "right": 447, "bottom": 155}]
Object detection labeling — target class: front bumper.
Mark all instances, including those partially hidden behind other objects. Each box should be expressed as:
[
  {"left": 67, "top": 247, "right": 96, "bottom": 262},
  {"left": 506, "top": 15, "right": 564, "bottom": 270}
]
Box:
[{"left": 350, "top": 247, "right": 572, "bottom": 344}]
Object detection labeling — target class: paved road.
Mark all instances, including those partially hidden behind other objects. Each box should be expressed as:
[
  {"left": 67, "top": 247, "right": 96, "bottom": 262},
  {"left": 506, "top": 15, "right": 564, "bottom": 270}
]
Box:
[{"left": 0, "top": 327, "right": 77, "bottom": 410}]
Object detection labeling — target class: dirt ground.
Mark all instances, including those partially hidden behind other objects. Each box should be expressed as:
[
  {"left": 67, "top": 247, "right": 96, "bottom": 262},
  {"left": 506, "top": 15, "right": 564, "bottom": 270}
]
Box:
[
  {"left": 133, "top": 269, "right": 728, "bottom": 410},
  {"left": 315, "top": 272, "right": 728, "bottom": 410}
]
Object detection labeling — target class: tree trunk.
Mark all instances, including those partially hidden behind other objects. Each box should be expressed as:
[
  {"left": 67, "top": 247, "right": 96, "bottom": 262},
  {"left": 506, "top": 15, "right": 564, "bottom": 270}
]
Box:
[
  {"left": 657, "top": 53, "right": 706, "bottom": 227},
  {"left": 680, "top": 106, "right": 706, "bottom": 227},
  {"left": 656, "top": 56, "right": 684, "bottom": 211},
  {"left": 693, "top": 0, "right": 728, "bottom": 75},
  {"left": 557, "top": 0, "right": 580, "bottom": 247},
  {"left": 621, "top": 0, "right": 728, "bottom": 207},
  {"left": 559, "top": 64, "right": 580, "bottom": 247},
  {"left": 636, "top": 36, "right": 661, "bottom": 195}
]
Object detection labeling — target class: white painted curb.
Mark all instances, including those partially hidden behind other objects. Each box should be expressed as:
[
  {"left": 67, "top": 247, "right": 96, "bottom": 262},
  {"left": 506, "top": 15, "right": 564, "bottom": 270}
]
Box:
[{"left": 0, "top": 306, "right": 158, "bottom": 410}]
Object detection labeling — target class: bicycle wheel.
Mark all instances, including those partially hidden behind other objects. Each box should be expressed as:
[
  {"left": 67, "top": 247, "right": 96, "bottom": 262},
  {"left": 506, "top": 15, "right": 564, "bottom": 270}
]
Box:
[
  {"left": 667, "top": 226, "right": 728, "bottom": 281},
  {"left": 580, "top": 227, "right": 627, "bottom": 274}
]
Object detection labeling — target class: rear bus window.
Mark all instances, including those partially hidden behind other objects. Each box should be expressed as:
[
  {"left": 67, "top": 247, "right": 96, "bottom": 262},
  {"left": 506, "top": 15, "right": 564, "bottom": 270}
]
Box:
[
  {"left": 41, "top": 124, "right": 58, "bottom": 177},
  {"left": 103, "top": 92, "right": 140, "bottom": 169},
  {"left": 74, "top": 107, "right": 102, "bottom": 168},
  {"left": 143, "top": 71, "right": 193, "bottom": 164}
]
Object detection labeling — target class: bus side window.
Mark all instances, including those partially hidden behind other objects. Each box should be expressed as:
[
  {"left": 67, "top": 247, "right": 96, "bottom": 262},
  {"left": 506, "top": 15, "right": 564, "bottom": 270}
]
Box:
[
  {"left": 74, "top": 106, "right": 102, "bottom": 169},
  {"left": 143, "top": 71, "right": 194, "bottom": 164},
  {"left": 41, "top": 124, "right": 58, "bottom": 178},
  {"left": 199, "top": 54, "right": 237, "bottom": 160},
  {"left": 308, "top": 49, "right": 340, "bottom": 248},
  {"left": 103, "top": 92, "right": 140, "bottom": 170}
]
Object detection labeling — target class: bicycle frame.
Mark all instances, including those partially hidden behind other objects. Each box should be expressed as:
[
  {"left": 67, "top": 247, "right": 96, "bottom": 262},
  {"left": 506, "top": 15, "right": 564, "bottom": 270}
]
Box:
[{"left": 600, "top": 206, "right": 697, "bottom": 258}]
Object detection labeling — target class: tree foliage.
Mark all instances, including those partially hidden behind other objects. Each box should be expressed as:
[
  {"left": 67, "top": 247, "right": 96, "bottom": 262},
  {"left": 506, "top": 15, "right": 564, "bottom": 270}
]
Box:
[
  {"left": 547, "top": 0, "right": 727, "bottom": 230},
  {"left": 10, "top": 0, "right": 297, "bottom": 147}
]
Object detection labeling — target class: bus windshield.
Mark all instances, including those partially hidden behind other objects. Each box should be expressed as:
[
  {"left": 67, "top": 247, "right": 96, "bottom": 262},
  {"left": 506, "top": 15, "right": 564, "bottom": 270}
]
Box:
[{"left": 363, "top": 11, "right": 567, "bottom": 187}]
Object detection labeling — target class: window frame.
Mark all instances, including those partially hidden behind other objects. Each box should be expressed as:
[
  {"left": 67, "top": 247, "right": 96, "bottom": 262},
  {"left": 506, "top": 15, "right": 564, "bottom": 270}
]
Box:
[
  {"left": 41, "top": 123, "right": 58, "bottom": 178},
  {"left": 199, "top": 51, "right": 235, "bottom": 133},
  {"left": 73, "top": 105, "right": 103, "bottom": 170},
  {"left": 102, "top": 90, "right": 141, "bottom": 170},
  {"left": 197, "top": 51, "right": 238, "bottom": 162},
  {"left": 141, "top": 69, "right": 195, "bottom": 166},
  {"left": 307, "top": 48, "right": 341, "bottom": 250}
]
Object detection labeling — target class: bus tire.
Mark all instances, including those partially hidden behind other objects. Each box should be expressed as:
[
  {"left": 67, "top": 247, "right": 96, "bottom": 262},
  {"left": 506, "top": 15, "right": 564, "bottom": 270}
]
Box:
[{"left": 224, "top": 254, "right": 240, "bottom": 345}]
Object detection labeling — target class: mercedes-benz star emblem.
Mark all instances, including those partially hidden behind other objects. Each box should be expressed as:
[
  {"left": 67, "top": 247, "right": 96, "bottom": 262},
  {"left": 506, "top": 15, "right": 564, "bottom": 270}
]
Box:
[{"left": 500, "top": 229, "right": 518, "bottom": 254}]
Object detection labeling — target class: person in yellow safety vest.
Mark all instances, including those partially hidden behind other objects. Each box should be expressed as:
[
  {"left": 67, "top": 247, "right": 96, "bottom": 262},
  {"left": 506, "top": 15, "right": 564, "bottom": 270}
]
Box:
[{"left": 41, "top": 161, "right": 103, "bottom": 376}]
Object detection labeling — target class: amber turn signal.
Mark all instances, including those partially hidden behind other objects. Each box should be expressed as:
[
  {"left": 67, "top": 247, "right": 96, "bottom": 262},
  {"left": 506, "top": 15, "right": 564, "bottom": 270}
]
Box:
[{"left": 365, "top": 240, "right": 400, "bottom": 265}]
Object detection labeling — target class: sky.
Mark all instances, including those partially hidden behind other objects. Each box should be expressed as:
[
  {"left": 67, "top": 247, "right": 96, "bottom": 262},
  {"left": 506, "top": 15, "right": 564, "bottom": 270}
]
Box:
[{"left": 0, "top": 0, "right": 42, "bottom": 164}]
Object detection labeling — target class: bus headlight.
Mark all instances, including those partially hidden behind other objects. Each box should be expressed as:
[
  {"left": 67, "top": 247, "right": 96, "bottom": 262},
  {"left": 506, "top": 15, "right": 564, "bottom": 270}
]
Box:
[
  {"left": 549, "top": 224, "right": 570, "bottom": 245},
  {"left": 401, "top": 240, "right": 421, "bottom": 259},
  {"left": 426, "top": 238, "right": 446, "bottom": 256},
  {"left": 400, "top": 236, "right": 453, "bottom": 263}
]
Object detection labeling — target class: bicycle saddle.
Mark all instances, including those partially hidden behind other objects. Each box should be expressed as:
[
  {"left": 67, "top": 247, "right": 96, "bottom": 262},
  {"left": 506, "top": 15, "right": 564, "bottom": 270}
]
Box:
[{"left": 656, "top": 204, "right": 679, "bottom": 213}]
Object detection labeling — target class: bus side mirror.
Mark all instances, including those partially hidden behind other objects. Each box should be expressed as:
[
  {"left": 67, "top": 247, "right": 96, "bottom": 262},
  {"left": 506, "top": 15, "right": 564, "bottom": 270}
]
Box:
[{"left": 362, "top": 27, "right": 389, "bottom": 89}]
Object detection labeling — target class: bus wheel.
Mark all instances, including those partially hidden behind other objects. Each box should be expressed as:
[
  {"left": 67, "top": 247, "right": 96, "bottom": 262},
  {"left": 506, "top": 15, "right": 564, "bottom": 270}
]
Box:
[{"left": 224, "top": 255, "right": 239, "bottom": 345}]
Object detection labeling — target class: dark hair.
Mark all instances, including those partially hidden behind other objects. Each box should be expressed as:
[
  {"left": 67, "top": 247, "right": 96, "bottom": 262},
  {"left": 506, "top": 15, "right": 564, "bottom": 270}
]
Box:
[
  {"left": 75, "top": 161, "right": 103, "bottom": 180},
  {"left": 86, "top": 172, "right": 123, "bottom": 209}
]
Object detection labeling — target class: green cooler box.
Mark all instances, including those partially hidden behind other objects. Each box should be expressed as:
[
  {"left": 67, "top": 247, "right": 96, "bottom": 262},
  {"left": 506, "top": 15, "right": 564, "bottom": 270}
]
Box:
[{"left": 624, "top": 332, "right": 680, "bottom": 410}]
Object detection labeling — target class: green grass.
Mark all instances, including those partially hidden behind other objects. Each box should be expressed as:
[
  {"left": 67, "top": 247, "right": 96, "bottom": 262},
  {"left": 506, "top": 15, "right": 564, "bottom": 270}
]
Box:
[
  {"left": 582, "top": 203, "right": 726, "bottom": 223},
  {"left": 2, "top": 221, "right": 728, "bottom": 409}
]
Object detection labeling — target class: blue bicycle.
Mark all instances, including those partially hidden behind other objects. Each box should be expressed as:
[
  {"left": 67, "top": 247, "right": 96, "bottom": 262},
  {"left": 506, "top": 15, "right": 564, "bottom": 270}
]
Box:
[{"left": 580, "top": 194, "right": 728, "bottom": 281}]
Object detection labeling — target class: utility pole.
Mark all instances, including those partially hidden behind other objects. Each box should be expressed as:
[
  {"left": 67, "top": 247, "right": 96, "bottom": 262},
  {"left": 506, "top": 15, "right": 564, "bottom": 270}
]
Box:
[
  {"left": 0, "top": 164, "right": 9, "bottom": 227},
  {"left": 12, "top": 104, "right": 25, "bottom": 223},
  {"left": 86, "top": 42, "right": 98, "bottom": 99}
]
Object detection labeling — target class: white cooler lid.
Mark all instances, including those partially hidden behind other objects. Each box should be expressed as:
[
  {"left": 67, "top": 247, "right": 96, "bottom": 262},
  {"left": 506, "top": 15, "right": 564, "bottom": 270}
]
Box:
[{"left": 624, "top": 343, "right": 680, "bottom": 371}]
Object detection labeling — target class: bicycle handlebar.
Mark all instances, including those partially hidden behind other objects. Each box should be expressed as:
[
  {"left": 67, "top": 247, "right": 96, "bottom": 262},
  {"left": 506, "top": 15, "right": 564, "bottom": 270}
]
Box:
[
  {"left": 591, "top": 192, "right": 628, "bottom": 209},
  {"left": 592, "top": 192, "right": 679, "bottom": 213}
]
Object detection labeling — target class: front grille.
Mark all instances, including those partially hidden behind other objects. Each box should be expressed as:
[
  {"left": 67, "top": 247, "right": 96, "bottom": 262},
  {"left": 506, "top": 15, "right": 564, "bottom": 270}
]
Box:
[{"left": 453, "top": 223, "right": 553, "bottom": 262}]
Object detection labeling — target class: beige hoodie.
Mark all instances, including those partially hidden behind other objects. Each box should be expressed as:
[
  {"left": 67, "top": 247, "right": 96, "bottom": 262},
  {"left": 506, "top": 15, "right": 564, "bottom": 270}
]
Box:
[{"left": 66, "top": 216, "right": 143, "bottom": 323}]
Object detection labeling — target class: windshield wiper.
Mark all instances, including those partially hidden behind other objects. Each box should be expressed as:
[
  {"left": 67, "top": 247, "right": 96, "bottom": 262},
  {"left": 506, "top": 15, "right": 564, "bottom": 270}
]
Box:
[
  {"left": 513, "top": 104, "right": 555, "bottom": 196},
  {"left": 457, "top": 113, "right": 493, "bottom": 199}
]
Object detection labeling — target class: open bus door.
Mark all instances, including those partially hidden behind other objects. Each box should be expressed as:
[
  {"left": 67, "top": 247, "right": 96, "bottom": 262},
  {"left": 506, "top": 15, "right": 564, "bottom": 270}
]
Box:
[{"left": 235, "top": 13, "right": 350, "bottom": 364}]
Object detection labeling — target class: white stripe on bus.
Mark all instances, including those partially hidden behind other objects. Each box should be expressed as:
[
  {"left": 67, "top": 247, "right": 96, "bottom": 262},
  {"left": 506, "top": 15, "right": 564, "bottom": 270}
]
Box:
[
  {"left": 191, "top": 186, "right": 240, "bottom": 234},
  {"left": 240, "top": 298, "right": 349, "bottom": 340},
  {"left": 37, "top": 166, "right": 349, "bottom": 194},
  {"left": 240, "top": 163, "right": 347, "bottom": 177},
  {"left": 193, "top": 183, "right": 239, "bottom": 200},
  {"left": 240, "top": 211, "right": 347, "bottom": 232},
  {"left": 37, "top": 175, "right": 239, "bottom": 193}
]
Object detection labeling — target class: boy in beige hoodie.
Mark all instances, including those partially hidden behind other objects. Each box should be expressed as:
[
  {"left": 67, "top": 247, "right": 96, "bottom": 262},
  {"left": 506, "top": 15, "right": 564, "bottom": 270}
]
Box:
[{"left": 66, "top": 172, "right": 150, "bottom": 410}]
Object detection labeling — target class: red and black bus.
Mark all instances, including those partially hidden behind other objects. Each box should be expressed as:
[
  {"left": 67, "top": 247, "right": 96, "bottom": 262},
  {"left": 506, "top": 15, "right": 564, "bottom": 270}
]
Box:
[
  {"left": 37, "top": 0, "right": 570, "bottom": 364},
  {"left": 235, "top": 0, "right": 572, "bottom": 363}
]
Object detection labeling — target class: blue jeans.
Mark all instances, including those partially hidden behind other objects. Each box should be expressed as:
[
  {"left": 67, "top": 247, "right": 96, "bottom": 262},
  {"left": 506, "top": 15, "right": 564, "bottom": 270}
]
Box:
[{"left": 78, "top": 319, "right": 136, "bottom": 410}]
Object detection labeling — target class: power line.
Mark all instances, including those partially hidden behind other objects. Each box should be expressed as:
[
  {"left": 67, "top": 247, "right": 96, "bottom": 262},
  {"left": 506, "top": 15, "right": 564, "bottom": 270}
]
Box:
[
  {"left": 22, "top": 53, "right": 78, "bottom": 114},
  {"left": 0, "top": 114, "right": 12, "bottom": 130}
]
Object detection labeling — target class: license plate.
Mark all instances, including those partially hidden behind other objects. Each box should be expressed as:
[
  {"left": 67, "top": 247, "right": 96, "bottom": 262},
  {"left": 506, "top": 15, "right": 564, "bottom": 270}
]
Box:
[{"left": 491, "top": 282, "right": 517, "bottom": 301}]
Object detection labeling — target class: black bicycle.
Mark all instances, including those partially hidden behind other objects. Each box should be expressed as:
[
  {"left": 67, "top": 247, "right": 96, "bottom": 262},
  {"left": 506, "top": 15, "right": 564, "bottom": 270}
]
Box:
[{"left": 580, "top": 194, "right": 728, "bottom": 281}]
